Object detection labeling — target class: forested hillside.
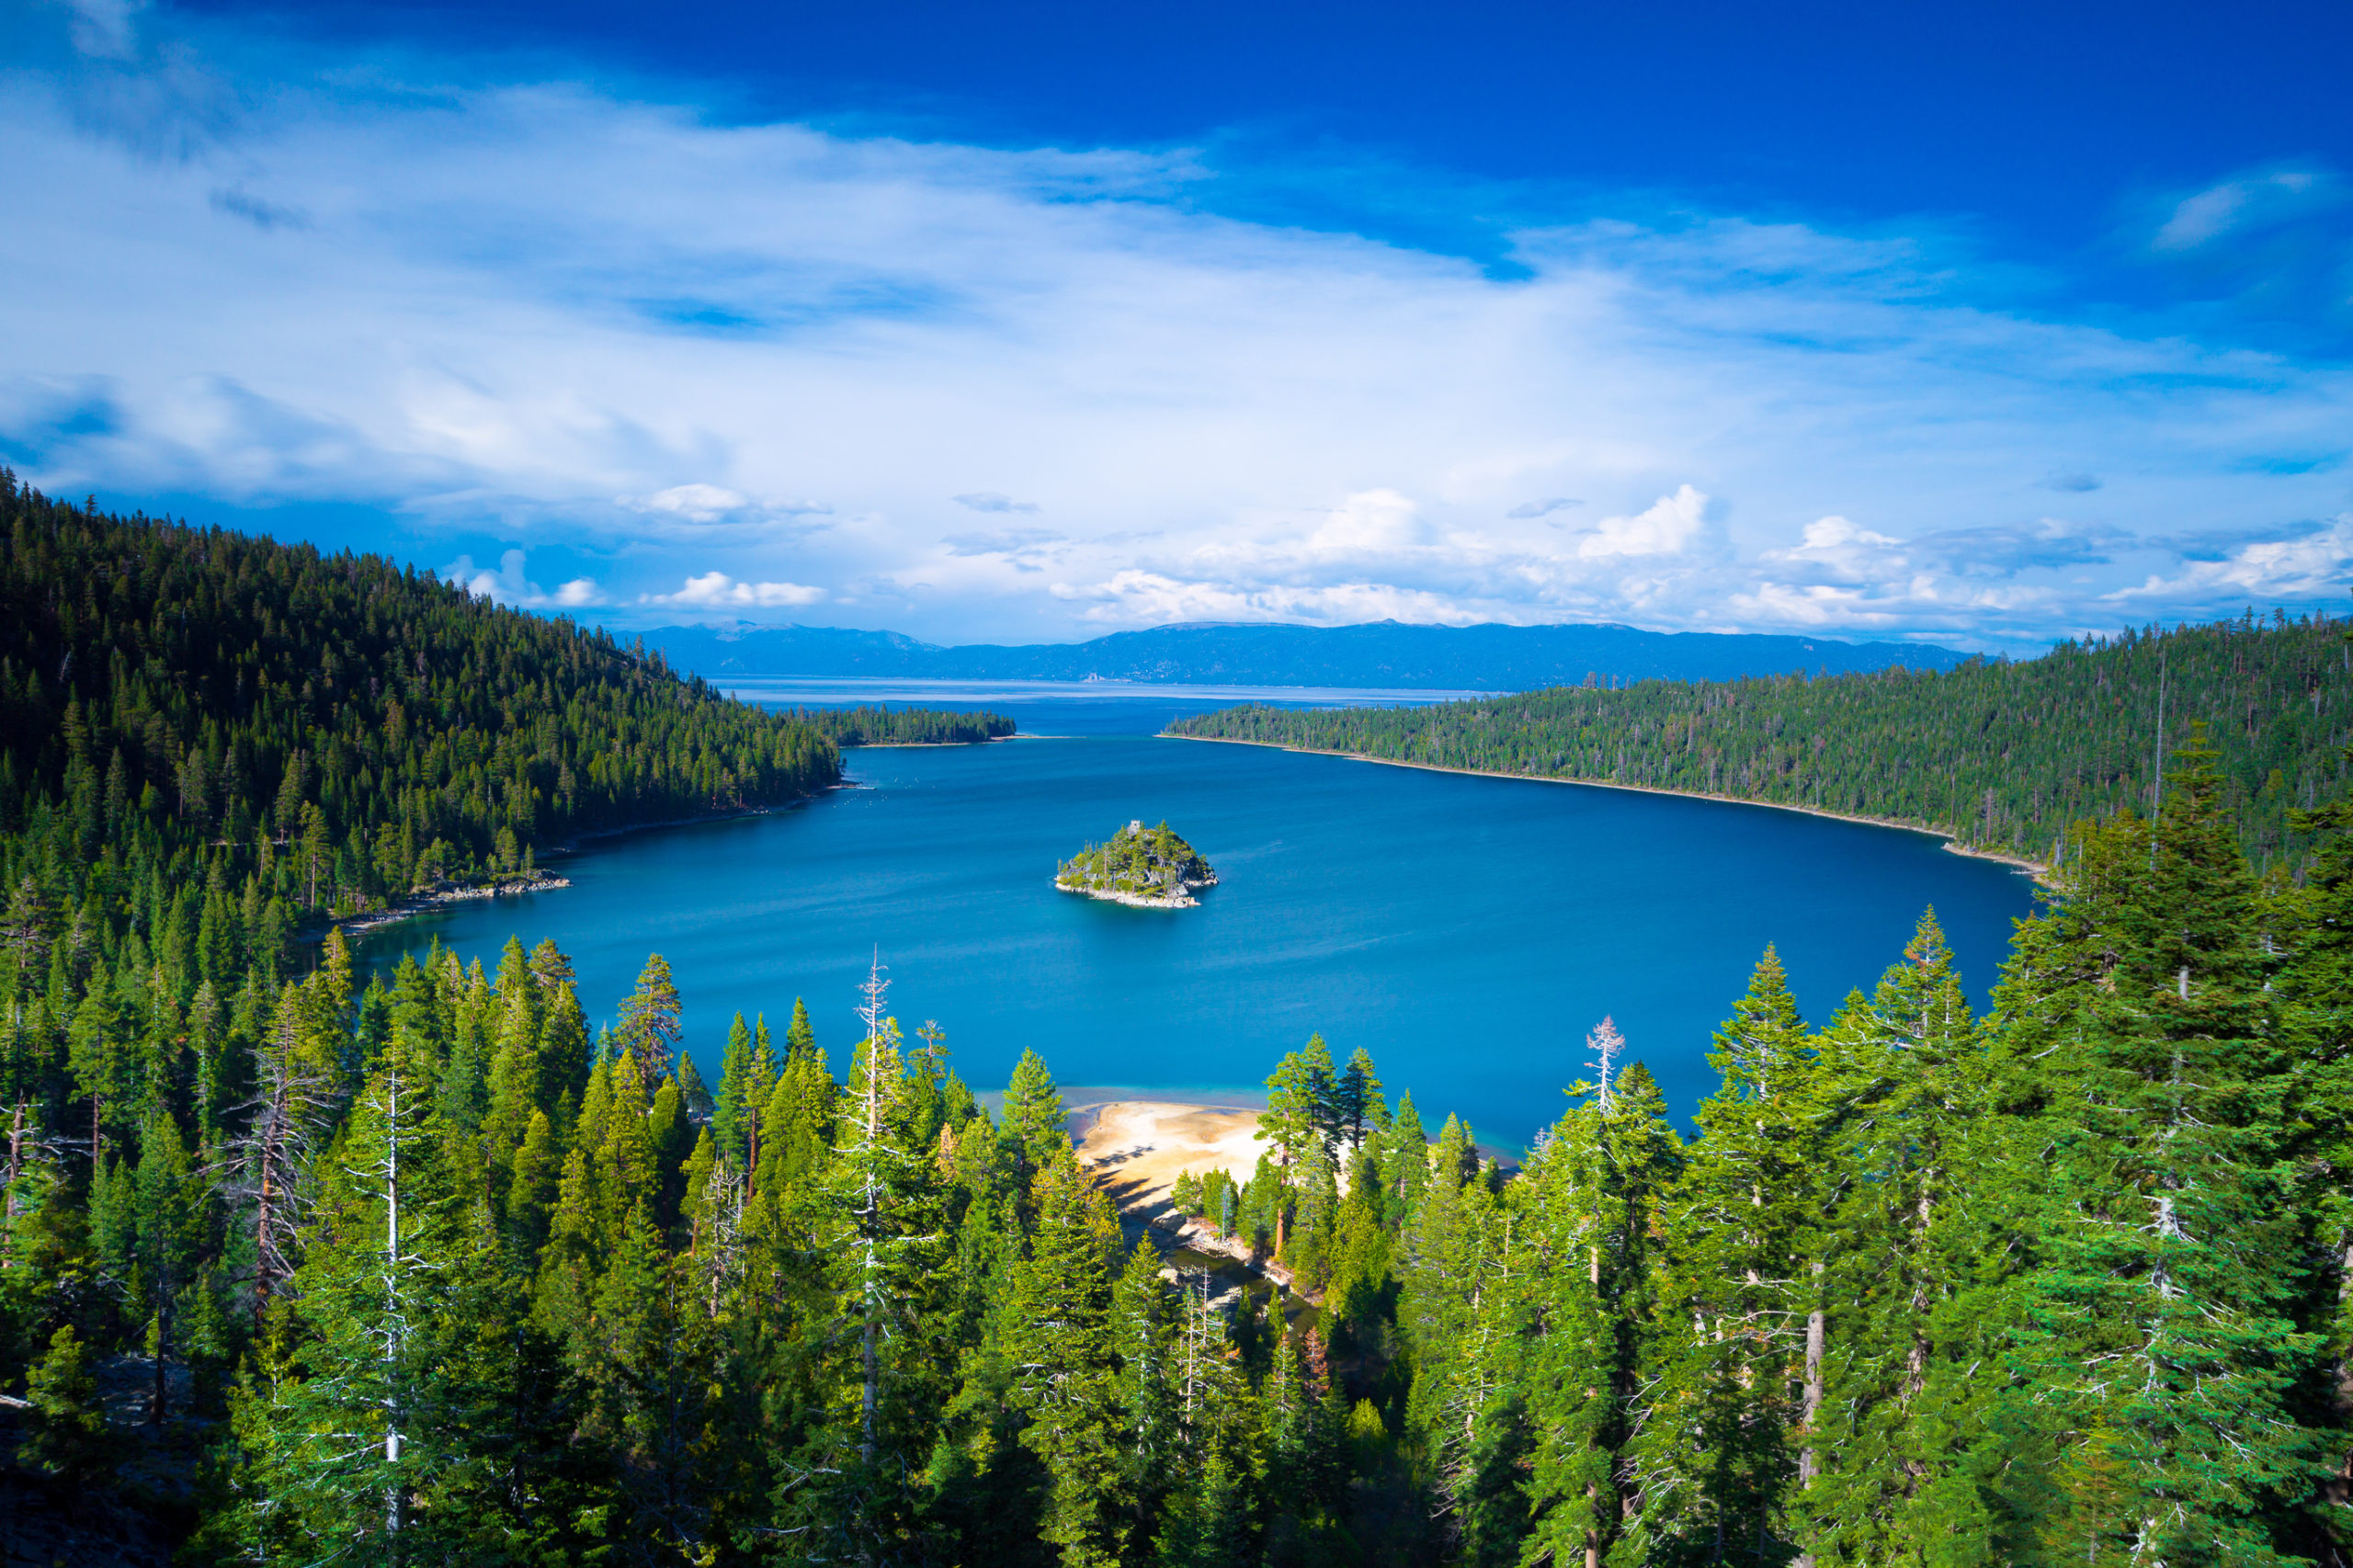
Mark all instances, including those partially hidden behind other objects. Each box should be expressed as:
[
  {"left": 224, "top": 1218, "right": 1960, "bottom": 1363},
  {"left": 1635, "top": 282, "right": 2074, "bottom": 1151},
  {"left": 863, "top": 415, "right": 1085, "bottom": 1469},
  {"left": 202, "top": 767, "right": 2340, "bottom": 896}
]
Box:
[
  {"left": 3, "top": 729, "right": 2349, "bottom": 1565},
  {"left": 1170, "top": 610, "right": 2353, "bottom": 869},
  {"left": 0, "top": 472, "right": 845, "bottom": 964}
]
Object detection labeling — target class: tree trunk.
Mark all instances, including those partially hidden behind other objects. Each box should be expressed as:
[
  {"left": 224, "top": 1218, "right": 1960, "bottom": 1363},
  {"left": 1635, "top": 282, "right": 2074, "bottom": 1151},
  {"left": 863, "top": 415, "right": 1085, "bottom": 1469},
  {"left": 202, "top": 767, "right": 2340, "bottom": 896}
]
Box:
[
  {"left": 151, "top": 1317, "right": 167, "bottom": 1427},
  {"left": 1795, "top": 1259, "right": 1825, "bottom": 1568}
]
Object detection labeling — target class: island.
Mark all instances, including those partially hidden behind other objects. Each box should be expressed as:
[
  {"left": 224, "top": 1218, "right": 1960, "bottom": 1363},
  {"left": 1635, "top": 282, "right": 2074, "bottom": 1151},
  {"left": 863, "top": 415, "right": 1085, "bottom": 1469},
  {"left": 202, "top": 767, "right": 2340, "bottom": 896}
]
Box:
[{"left": 1055, "top": 818, "right": 1219, "bottom": 907}]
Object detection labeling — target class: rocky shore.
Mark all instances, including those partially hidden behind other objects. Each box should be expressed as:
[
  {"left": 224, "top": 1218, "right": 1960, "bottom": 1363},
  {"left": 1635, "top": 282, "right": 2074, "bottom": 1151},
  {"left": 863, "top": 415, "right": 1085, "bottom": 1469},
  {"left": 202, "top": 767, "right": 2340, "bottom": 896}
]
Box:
[
  {"left": 1051, "top": 877, "right": 1213, "bottom": 909},
  {"left": 322, "top": 869, "right": 574, "bottom": 937}
]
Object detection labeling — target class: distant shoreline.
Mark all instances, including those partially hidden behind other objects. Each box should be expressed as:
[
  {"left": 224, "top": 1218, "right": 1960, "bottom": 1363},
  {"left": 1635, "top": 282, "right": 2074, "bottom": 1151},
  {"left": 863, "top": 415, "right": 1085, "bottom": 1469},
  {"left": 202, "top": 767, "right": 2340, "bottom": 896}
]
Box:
[
  {"left": 1165, "top": 733, "right": 2047, "bottom": 878},
  {"left": 337, "top": 792, "right": 835, "bottom": 940},
  {"left": 843, "top": 737, "right": 1015, "bottom": 748}
]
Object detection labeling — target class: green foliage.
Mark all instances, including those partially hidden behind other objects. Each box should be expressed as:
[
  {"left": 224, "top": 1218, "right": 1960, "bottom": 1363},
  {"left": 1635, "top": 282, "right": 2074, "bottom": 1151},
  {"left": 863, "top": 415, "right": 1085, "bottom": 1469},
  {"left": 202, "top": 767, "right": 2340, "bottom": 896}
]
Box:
[
  {"left": 24, "top": 1323, "right": 110, "bottom": 1480},
  {"left": 1170, "top": 610, "right": 2353, "bottom": 869},
  {"left": 0, "top": 470, "right": 844, "bottom": 943},
  {"left": 1056, "top": 820, "right": 1217, "bottom": 900},
  {"left": 10, "top": 478, "right": 2353, "bottom": 1562},
  {"left": 788, "top": 703, "right": 1017, "bottom": 746}
]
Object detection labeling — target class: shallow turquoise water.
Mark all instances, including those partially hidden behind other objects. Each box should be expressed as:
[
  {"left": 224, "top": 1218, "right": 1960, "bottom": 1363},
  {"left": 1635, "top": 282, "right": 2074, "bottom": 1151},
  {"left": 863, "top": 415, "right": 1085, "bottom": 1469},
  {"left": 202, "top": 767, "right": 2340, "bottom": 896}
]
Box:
[{"left": 357, "top": 683, "right": 2038, "bottom": 1145}]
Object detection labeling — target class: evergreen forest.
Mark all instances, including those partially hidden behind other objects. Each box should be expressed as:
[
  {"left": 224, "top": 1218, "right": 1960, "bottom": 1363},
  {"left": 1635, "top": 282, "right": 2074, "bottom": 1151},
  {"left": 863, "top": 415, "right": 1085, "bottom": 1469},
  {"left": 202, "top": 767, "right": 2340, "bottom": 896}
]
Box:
[
  {"left": 0, "top": 472, "right": 847, "bottom": 960},
  {"left": 2, "top": 480, "right": 2351, "bottom": 1565},
  {"left": 1057, "top": 821, "right": 1218, "bottom": 903},
  {"left": 6, "top": 724, "right": 2353, "bottom": 1564},
  {"left": 789, "top": 707, "right": 1017, "bottom": 748},
  {"left": 1169, "top": 611, "right": 2353, "bottom": 869}
]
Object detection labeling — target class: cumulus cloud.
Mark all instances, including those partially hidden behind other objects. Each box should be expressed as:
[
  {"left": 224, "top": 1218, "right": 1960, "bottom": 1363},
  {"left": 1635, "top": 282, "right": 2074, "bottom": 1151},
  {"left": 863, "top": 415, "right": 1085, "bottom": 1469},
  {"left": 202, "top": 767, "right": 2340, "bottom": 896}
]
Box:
[
  {"left": 2109, "top": 515, "right": 2353, "bottom": 603},
  {"left": 5, "top": 27, "right": 2352, "bottom": 648},
  {"left": 1571, "top": 486, "right": 1711, "bottom": 560},
  {"left": 443, "top": 550, "right": 603, "bottom": 608},
  {"left": 639, "top": 571, "right": 826, "bottom": 608},
  {"left": 615, "top": 485, "right": 831, "bottom": 533}
]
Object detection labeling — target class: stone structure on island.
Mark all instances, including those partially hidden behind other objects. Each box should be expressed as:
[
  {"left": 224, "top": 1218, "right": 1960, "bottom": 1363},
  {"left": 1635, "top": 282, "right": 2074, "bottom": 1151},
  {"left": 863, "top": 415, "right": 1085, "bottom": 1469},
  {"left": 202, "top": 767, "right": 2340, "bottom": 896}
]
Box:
[{"left": 1055, "top": 819, "right": 1219, "bottom": 908}]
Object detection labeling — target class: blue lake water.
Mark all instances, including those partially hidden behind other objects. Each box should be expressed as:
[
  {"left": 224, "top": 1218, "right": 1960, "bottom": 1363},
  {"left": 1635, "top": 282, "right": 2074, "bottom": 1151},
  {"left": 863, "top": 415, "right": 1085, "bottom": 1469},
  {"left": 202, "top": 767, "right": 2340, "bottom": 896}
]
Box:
[{"left": 355, "top": 681, "right": 2040, "bottom": 1147}]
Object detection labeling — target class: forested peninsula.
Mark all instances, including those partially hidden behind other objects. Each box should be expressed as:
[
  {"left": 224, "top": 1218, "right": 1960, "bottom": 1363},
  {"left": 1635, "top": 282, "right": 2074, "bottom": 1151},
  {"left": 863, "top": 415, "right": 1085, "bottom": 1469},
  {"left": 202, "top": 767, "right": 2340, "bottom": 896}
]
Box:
[
  {"left": 1169, "top": 611, "right": 2353, "bottom": 870},
  {"left": 789, "top": 704, "right": 1016, "bottom": 747},
  {"left": 0, "top": 472, "right": 851, "bottom": 953}
]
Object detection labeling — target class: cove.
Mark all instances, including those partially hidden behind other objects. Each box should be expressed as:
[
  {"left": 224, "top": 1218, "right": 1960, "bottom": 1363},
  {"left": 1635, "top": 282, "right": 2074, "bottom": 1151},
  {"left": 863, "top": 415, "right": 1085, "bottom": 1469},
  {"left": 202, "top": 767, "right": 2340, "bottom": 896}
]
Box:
[{"left": 354, "top": 682, "right": 2039, "bottom": 1146}]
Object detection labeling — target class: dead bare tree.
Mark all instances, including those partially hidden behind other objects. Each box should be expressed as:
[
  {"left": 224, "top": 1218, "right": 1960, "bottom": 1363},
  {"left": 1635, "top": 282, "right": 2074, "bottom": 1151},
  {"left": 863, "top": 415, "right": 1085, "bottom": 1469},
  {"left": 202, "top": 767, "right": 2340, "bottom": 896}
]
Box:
[{"left": 208, "top": 999, "right": 336, "bottom": 1322}]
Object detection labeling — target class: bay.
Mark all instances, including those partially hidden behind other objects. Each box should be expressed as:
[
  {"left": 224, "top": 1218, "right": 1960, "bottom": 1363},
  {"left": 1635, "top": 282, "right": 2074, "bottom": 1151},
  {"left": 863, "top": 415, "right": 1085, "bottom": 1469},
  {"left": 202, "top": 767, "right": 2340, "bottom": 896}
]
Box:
[{"left": 355, "top": 680, "right": 2039, "bottom": 1146}]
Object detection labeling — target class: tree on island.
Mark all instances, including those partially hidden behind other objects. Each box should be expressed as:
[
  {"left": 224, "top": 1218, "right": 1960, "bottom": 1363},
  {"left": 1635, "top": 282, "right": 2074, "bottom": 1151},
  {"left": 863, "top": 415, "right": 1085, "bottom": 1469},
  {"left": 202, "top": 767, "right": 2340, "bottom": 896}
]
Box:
[{"left": 1056, "top": 821, "right": 1217, "bottom": 903}]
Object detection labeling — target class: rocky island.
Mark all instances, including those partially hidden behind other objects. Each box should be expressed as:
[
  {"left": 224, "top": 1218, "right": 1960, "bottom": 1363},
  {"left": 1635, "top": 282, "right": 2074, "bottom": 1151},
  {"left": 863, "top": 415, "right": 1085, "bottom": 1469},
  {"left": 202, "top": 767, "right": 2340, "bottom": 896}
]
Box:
[{"left": 1055, "top": 819, "right": 1219, "bottom": 907}]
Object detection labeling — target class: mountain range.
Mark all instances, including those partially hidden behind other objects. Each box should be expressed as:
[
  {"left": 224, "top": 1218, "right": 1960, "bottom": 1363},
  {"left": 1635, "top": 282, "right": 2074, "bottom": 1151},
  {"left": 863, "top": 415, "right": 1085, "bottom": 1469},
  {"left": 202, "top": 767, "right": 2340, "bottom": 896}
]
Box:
[{"left": 640, "top": 619, "right": 1980, "bottom": 690}]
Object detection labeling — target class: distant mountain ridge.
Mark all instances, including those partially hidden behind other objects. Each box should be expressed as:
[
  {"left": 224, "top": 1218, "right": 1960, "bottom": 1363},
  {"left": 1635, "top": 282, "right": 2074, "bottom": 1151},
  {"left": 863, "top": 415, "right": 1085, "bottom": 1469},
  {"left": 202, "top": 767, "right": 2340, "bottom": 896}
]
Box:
[{"left": 642, "top": 619, "right": 1979, "bottom": 690}]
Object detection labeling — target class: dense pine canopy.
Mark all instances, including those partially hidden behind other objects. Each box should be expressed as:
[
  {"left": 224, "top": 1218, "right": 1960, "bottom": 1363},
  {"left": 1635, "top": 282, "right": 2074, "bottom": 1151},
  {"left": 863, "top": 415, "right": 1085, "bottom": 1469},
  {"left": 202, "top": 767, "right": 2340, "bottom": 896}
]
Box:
[
  {"left": 788, "top": 705, "right": 1017, "bottom": 747},
  {"left": 0, "top": 471, "right": 843, "bottom": 968},
  {"left": 1169, "top": 611, "right": 2353, "bottom": 869}
]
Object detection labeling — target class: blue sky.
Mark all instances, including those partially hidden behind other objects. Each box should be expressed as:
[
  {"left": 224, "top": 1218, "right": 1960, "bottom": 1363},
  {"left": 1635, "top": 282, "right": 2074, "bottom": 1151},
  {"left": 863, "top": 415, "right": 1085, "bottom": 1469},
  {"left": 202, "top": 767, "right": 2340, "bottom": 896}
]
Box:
[{"left": 3, "top": 0, "right": 2350, "bottom": 651}]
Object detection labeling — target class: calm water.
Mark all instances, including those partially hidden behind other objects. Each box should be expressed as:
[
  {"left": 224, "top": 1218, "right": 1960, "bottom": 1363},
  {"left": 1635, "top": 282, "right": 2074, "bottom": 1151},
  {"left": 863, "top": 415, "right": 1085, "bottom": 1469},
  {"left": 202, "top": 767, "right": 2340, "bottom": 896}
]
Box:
[{"left": 356, "top": 682, "right": 2039, "bottom": 1146}]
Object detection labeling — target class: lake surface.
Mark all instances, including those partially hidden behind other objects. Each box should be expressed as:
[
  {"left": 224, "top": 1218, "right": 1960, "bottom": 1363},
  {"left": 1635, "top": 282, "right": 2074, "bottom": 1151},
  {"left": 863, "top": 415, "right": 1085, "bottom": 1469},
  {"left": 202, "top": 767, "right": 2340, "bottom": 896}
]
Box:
[{"left": 356, "top": 680, "right": 2040, "bottom": 1147}]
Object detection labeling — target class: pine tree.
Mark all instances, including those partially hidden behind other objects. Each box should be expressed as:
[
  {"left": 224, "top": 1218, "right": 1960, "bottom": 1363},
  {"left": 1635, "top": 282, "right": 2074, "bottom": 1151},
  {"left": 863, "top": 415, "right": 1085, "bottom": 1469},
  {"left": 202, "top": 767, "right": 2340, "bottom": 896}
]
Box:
[
  {"left": 1386, "top": 1090, "right": 1429, "bottom": 1220},
  {"left": 241, "top": 1047, "right": 475, "bottom": 1562},
  {"left": 2273, "top": 721, "right": 2353, "bottom": 1562},
  {"left": 1007, "top": 1144, "right": 1131, "bottom": 1566},
  {"left": 130, "top": 1104, "right": 202, "bottom": 1426},
  {"left": 1622, "top": 964, "right": 1812, "bottom": 1565},
  {"left": 24, "top": 1324, "right": 109, "bottom": 1482},
  {"left": 506, "top": 1107, "right": 560, "bottom": 1258},
  {"left": 1112, "top": 1236, "right": 1176, "bottom": 1538},
  {"left": 1003, "top": 1047, "right": 1070, "bottom": 1195},
  {"left": 789, "top": 957, "right": 948, "bottom": 1560},
  {"left": 1257, "top": 1039, "right": 1336, "bottom": 1258},
  {"left": 714, "top": 1010, "right": 757, "bottom": 1167},
  {"left": 1793, "top": 911, "right": 1989, "bottom": 1563},
  {"left": 617, "top": 953, "right": 684, "bottom": 1093},
  {"left": 1336, "top": 1045, "right": 1383, "bottom": 1152},
  {"left": 2001, "top": 732, "right": 2319, "bottom": 1562}
]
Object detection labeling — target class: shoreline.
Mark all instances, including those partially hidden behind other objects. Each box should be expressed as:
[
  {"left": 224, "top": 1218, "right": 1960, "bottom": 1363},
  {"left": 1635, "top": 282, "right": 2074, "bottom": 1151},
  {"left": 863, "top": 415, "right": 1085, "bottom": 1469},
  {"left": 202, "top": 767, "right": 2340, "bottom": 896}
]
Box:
[
  {"left": 1165, "top": 733, "right": 2048, "bottom": 878},
  {"left": 317, "top": 872, "right": 575, "bottom": 938},
  {"left": 840, "top": 736, "right": 1017, "bottom": 749},
  {"left": 1054, "top": 879, "right": 1202, "bottom": 909},
  {"left": 339, "top": 788, "right": 839, "bottom": 941}
]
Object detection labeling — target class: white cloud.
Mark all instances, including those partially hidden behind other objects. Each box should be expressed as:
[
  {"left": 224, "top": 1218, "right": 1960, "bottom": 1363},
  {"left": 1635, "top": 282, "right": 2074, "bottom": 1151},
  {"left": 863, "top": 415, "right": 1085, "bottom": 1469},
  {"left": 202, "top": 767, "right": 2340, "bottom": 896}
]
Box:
[
  {"left": 443, "top": 549, "right": 603, "bottom": 608},
  {"left": 640, "top": 571, "right": 826, "bottom": 608},
  {"left": 2153, "top": 169, "right": 2325, "bottom": 252},
  {"left": 3, "top": 36, "right": 2350, "bottom": 649},
  {"left": 631, "top": 483, "right": 751, "bottom": 520},
  {"left": 1052, "top": 571, "right": 1498, "bottom": 628},
  {"left": 1305, "top": 489, "right": 1426, "bottom": 557},
  {"left": 953, "top": 492, "right": 1041, "bottom": 514},
  {"left": 2108, "top": 515, "right": 2353, "bottom": 602},
  {"left": 1574, "top": 485, "right": 1711, "bottom": 560}
]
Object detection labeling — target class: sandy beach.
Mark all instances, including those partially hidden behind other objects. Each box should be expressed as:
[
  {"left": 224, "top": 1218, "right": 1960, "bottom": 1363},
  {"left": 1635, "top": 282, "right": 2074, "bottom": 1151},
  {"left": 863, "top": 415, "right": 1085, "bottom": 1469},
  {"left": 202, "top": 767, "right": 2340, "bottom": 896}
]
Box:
[
  {"left": 1070, "top": 1098, "right": 1342, "bottom": 1302},
  {"left": 1073, "top": 1099, "right": 1264, "bottom": 1210}
]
